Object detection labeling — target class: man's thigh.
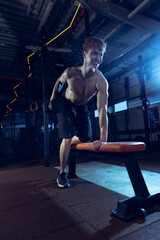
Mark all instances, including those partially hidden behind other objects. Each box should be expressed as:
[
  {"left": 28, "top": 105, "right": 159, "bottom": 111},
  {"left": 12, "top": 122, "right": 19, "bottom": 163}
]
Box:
[
  {"left": 76, "top": 105, "right": 92, "bottom": 141},
  {"left": 57, "top": 107, "right": 77, "bottom": 139}
]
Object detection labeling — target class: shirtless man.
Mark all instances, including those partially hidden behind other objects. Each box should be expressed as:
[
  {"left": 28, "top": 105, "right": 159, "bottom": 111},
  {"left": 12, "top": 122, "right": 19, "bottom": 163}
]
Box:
[{"left": 50, "top": 37, "right": 108, "bottom": 188}]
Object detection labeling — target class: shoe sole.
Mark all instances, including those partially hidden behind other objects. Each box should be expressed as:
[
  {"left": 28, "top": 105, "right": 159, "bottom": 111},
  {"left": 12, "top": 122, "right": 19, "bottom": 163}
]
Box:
[{"left": 57, "top": 178, "right": 70, "bottom": 188}]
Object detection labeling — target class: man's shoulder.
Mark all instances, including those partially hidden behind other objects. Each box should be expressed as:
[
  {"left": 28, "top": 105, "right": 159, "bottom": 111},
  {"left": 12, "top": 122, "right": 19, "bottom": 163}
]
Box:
[
  {"left": 95, "top": 69, "right": 108, "bottom": 92},
  {"left": 64, "top": 66, "right": 79, "bottom": 76},
  {"left": 61, "top": 67, "right": 74, "bottom": 79},
  {"left": 96, "top": 69, "right": 107, "bottom": 83}
]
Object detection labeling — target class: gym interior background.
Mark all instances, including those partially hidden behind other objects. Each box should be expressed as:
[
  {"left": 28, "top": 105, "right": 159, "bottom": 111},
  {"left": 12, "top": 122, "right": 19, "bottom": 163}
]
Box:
[
  {"left": 1, "top": 1, "right": 160, "bottom": 239},
  {"left": 0, "top": 0, "right": 160, "bottom": 165}
]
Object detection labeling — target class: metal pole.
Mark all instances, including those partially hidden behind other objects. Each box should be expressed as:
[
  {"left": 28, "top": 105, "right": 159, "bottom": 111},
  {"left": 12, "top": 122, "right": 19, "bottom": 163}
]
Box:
[
  {"left": 25, "top": 76, "right": 30, "bottom": 161},
  {"left": 124, "top": 76, "right": 131, "bottom": 139},
  {"left": 84, "top": 8, "right": 97, "bottom": 139},
  {"left": 41, "top": 46, "right": 50, "bottom": 167},
  {"left": 138, "top": 55, "right": 150, "bottom": 147},
  {"left": 84, "top": 8, "right": 90, "bottom": 37}
]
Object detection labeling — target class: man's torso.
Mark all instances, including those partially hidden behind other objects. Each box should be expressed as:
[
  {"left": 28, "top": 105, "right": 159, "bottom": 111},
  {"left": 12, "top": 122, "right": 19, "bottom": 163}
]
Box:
[{"left": 64, "top": 67, "right": 100, "bottom": 104}]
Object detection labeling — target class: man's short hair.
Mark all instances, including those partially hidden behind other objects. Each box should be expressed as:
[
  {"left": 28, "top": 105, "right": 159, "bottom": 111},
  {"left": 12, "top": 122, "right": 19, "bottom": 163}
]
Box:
[{"left": 83, "top": 37, "right": 106, "bottom": 53}]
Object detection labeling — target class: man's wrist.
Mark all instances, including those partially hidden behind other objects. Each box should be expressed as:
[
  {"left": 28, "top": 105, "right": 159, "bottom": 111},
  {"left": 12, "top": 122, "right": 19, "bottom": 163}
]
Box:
[{"left": 100, "top": 138, "right": 107, "bottom": 142}]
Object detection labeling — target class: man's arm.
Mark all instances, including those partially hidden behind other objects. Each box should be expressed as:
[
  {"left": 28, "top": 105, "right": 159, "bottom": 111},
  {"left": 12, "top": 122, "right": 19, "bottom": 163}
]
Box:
[
  {"left": 96, "top": 74, "right": 109, "bottom": 142},
  {"left": 50, "top": 68, "right": 68, "bottom": 101}
]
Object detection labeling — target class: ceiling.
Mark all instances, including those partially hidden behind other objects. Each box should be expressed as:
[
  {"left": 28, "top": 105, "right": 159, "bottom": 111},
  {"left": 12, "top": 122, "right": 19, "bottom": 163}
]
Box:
[{"left": 0, "top": 0, "right": 160, "bottom": 122}]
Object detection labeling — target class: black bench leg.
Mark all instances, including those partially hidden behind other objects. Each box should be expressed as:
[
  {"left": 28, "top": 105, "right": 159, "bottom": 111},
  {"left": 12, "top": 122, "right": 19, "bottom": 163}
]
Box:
[
  {"left": 124, "top": 154, "right": 150, "bottom": 198},
  {"left": 112, "top": 153, "right": 160, "bottom": 221},
  {"left": 67, "top": 151, "right": 78, "bottom": 179}
]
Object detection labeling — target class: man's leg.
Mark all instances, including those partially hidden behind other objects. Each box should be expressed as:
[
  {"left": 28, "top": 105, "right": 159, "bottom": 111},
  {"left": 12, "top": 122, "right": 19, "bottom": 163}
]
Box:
[
  {"left": 76, "top": 104, "right": 92, "bottom": 142},
  {"left": 59, "top": 138, "right": 72, "bottom": 173},
  {"left": 57, "top": 138, "right": 72, "bottom": 188},
  {"left": 54, "top": 97, "right": 76, "bottom": 187}
]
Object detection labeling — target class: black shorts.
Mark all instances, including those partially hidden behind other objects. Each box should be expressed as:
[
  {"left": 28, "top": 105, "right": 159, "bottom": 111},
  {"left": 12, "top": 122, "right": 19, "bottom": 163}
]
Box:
[{"left": 53, "top": 95, "right": 92, "bottom": 141}]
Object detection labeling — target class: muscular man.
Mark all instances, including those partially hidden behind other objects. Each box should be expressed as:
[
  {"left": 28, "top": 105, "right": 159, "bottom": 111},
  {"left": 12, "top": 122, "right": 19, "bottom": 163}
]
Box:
[{"left": 50, "top": 37, "right": 108, "bottom": 188}]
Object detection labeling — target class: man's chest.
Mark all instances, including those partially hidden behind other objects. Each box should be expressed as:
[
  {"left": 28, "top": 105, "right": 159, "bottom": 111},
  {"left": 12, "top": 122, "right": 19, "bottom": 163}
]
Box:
[{"left": 68, "top": 77, "right": 97, "bottom": 96}]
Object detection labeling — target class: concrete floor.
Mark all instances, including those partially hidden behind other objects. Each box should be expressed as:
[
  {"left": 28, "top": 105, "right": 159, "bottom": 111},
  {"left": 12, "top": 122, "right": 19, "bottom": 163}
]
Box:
[
  {"left": 70, "top": 161, "right": 160, "bottom": 197},
  {"left": 0, "top": 153, "right": 160, "bottom": 240}
]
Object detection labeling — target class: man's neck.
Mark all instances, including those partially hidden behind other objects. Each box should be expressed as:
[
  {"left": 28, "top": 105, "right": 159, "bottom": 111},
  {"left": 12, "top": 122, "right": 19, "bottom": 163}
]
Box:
[{"left": 80, "top": 64, "right": 96, "bottom": 78}]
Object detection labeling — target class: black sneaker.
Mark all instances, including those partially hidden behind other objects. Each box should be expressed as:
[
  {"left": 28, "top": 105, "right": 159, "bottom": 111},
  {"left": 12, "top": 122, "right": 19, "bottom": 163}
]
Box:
[{"left": 57, "top": 172, "right": 70, "bottom": 188}]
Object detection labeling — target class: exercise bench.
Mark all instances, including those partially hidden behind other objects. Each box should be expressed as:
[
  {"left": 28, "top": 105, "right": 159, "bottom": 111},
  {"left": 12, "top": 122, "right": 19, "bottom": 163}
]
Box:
[{"left": 68, "top": 141, "right": 160, "bottom": 221}]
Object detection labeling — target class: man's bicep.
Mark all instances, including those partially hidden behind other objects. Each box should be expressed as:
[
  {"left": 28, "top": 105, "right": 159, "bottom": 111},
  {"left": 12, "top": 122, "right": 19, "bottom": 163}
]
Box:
[
  {"left": 97, "top": 90, "right": 107, "bottom": 111},
  {"left": 97, "top": 79, "right": 108, "bottom": 110},
  {"left": 50, "top": 69, "right": 68, "bottom": 100},
  {"left": 59, "top": 69, "right": 68, "bottom": 83}
]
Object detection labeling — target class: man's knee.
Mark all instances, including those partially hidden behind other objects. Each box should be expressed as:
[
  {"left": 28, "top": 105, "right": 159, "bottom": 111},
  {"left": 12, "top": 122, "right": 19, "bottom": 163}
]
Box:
[{"left": 62, "top": 138, "right": 72, "bottom": 146}]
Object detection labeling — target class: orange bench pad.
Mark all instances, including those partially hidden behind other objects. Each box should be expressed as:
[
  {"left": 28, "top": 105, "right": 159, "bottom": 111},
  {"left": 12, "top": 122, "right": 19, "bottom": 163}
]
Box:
[{"left": 70, "top": 141, "right": 146, "bottom": 153}]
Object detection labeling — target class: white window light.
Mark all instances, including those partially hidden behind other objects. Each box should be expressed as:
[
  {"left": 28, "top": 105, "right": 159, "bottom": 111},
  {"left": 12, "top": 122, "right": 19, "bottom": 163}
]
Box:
[
  {"left": 114, "top": 101, "right": 128, "bottom": 113},
  {"left": 94, "top": 106, "right": 113, "bottom": 117},
  {"left": 94, "top": 109, "right": 99, "bottom": 118}
]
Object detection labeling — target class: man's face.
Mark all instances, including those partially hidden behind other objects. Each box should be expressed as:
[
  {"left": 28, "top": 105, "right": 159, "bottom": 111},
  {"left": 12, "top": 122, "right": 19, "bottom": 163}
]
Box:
[{"left": 83, "top": 48, "right": 104, "bottom": 69}]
